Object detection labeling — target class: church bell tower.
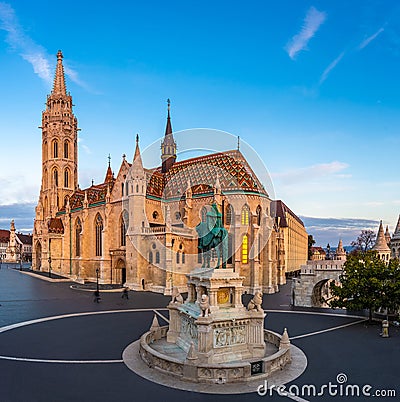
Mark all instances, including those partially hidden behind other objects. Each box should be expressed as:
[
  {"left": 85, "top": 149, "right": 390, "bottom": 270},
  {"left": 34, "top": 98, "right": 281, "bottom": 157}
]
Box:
[{"left": 40, "top": 50, "right": 78, "bottom": 217}]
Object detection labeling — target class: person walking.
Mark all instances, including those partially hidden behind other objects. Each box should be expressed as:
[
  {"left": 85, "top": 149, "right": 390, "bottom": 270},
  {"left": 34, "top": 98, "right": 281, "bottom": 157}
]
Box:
[
  {"left": 94, "top": 290, "right": 101, "bottom": 303},
  {"left": 121, "top": 287, "right": 129, "bottom": 300}
]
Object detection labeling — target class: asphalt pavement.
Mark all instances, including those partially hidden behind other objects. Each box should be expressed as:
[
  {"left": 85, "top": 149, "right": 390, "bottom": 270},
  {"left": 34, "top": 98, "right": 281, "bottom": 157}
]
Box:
[{"left": 0, "top": 266, "right": 399, "bottom": 402}]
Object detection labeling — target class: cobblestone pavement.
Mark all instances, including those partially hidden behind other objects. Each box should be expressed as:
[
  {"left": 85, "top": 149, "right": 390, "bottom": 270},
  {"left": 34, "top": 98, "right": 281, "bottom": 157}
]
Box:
[{"left": 0, "top": 267, "right": 399, "bottom": 402}]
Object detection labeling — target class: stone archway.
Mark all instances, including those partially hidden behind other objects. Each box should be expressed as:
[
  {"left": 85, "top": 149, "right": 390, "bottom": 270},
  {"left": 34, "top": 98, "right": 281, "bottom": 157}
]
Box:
[
  {"left": 35, "top": 241, "right": 42, "bottom": 270},
  {"left": 311, "top": 279, "right": 335, "bottom": 308},
  {"left": 115, "top": 258, "right": 126, "bottom": 285}
]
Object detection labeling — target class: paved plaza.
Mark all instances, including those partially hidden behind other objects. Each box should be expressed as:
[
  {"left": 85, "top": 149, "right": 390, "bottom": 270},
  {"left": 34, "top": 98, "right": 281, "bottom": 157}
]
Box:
[{"left": 0, "top": 266, "right": 399, "bottom": 401}]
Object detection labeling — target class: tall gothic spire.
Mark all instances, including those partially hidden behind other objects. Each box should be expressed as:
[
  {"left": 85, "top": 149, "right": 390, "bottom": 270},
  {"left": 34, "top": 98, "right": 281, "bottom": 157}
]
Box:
[
  {"left": 161, "top": 99, "right": 176, "bottom": 173},
  {"left": 52, "top": 50, "right": 67, "bottom": 96},
  {"left": 165, "top": 98, "right": 173, "bottom": 135}
]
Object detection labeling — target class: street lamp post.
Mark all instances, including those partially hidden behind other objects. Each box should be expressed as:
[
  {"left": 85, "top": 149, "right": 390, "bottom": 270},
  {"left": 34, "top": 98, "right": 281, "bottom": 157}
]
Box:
[
  {"left": 19, "top": 244, "right": 23, "bottom": 271},
  {"left": 48, "top": 256, "right": 52, "bottom": 278},
  {"left": 326, "top": 243, "right": 331, "bottom": 260}
]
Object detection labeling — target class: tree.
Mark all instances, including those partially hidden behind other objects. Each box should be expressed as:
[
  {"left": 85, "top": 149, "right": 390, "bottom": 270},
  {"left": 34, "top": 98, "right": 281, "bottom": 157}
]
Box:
[
  {"left": 329, "top": 251, "right": 400, "bottom": 322},
  {"left": 351, "top": 230, "right": 375, "bottom": 253},
  {"left": 308, "top": 234, "right": 316, "bottom": 260}
]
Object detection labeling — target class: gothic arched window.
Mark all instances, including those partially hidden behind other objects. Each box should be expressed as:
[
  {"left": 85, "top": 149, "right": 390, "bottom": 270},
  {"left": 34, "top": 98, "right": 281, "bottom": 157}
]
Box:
[
  {"left": 120, "top": 211, "right": 128, "bottom": 246},
  {"left": 149, "top": 251, "right": 153, "bottom": 264},
  {"left": 241, "top": 205, "right": 250, "bottom": 226},
  {"left": 95, "top": 214, "right": 103, "bottom": 256},
  {"left": 64, "top": 140, "right": 69, "bottom": 159},
  {"left": 256, "top": 205, "right": 262, "bottom": 226},
  {"left": 53, "top": 140, "right": 58, "bottom": 158},
  {"left": 242, "top": 234, "right": 248, "bottom": 264},
  {"left": 44, "top": 168, "right": 48, "bottom": 189},
  {"left": 64, "top": 169, "right": 69, "bottom": 188},
  {"left": 225, "top": 204, "right": 234, "bottom": 225},
  {"left": 155, "top": 251, "right": 160, "bottom": 264},
  {"left": 227, "top": 233, "right": 233, "bottom": 264},
  {"left": 75, "top": 218, "right": 82, "bottom": 257},
  {"left": 53, "top": 169, "right": 58, "bottom": 187}
]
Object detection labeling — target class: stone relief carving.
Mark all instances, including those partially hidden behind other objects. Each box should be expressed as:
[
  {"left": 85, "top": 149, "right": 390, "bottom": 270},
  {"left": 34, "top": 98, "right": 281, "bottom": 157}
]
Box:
[
  {"left": 214, "top": 326, "right": 246, "bottom": 348},
  {"left": 181, "top": 315, "right": 198, "bottom": 340}
]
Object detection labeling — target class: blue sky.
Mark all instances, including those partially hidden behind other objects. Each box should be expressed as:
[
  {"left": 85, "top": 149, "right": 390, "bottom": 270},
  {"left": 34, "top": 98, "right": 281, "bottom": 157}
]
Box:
[{"left": 0, "top": 0, "right": 400, "bottom": 246}]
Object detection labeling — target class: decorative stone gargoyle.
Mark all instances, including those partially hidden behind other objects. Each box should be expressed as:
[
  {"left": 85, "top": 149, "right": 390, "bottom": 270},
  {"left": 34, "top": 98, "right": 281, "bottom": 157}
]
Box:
[
  {"left": 171, "top": 286, "right": 184, "bottom": 304},
  {"left": 199, "top": 294, "right": 211, "bottom": 317},
  {"left": 247, "top": 291, "right": 264, "bottom": 313}
]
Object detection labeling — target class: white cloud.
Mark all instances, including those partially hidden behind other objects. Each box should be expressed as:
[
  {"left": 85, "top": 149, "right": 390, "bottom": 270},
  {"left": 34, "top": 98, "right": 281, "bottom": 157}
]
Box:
[
  {"left": 319, "top": 51, "right": 345, "bottom": 84},
  {"left": 0, "top": 2, "right": 52, "bottom": 84},
  {"left": 359, "top": 27, "right": 384, "bottom": 50},
  {"left": 286, "top": 6, "right": 327, "bottom": 60},
  {"left": 0, "top": 2, "right": 87, "bottom": 89},
  {"left": 0, "top": 176, "right": 39, "bottom": 205},
  {"left": 272, "top": 161, "right": 349, "bottom": 184}
]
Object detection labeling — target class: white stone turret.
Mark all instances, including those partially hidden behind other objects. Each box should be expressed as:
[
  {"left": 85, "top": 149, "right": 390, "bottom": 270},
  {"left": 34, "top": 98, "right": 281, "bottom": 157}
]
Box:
[
  {"left": 372, "top": 221, "right": 391, "bottom": 262},
  {"left": 335, "top": 239, "right": 346, "bottom": 261}
]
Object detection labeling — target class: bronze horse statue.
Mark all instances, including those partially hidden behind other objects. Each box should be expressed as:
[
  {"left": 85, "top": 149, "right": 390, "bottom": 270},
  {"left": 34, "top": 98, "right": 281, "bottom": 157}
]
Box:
[{"left": 196, "top": 203, "right": 228, "bottom": 269}]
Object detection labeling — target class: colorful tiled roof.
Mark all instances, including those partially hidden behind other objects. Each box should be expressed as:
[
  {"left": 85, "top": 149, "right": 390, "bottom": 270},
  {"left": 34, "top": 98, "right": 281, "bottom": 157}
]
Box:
[
  {"left": 60, "top": 182, "right": 114, "bottom": 211},
  {"left": 48, "top": 218, "right": 64, "bottom": 234},
  {"left": 146, "top": 150, "right": 267, "bottom": 199}
]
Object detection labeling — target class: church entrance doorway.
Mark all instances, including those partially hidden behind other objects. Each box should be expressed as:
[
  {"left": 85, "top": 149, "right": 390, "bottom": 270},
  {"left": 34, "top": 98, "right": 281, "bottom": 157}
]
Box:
[{"left": 115, "top": 259, "right": 126, "bottom": 285}]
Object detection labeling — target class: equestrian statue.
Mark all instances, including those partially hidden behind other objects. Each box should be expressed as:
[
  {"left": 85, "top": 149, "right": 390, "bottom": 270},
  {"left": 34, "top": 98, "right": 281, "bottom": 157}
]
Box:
[{"left": 195, "top": 203, "right": 228, "bottom": 269}]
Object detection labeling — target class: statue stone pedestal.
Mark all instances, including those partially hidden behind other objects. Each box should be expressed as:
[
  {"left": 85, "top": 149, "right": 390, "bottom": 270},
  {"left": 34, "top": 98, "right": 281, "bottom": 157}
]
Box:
[{"left": 167, "top": 268, "right": 266, "bottom": 365}]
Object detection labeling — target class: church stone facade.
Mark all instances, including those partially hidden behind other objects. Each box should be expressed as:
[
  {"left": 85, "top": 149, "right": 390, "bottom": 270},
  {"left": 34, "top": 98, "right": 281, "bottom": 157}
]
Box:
[{"left": 32, "top": 52, "right": 308, "bottom": 295}]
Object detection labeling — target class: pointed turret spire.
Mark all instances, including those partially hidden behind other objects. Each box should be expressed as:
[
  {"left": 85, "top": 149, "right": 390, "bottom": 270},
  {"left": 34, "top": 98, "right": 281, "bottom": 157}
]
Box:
[
  {"left": 133, "top": 134, "right": 142, "bottom": 164},
  {"left": 165, "top": 98, "right": 173, "bottom": 135},
  {"left": 161, "top": 99, "right": 176, "bottom": 173},
  {"left": 52, "top": 50, "right": 67, "bottom": 95},
  {"left": 336, "top": 239, "right": 346, "bottom": 260},
  {"left": 372, "top": 221, "right": 390, "bottom": 252},
  {"left": 104, "top": 154, "right": 113, "bottom": 183},
  {"left": 385, "top": 225, "right": 391, "bottom": 246},
  {"left": 395, "top": 215, "right": 400, "bottom": 235}
]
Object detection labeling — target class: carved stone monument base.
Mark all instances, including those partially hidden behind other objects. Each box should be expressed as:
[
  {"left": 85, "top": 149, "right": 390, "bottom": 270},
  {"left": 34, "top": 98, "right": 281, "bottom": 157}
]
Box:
[{"left": 138, "top": 266, "right": 291, "bottom": 383}]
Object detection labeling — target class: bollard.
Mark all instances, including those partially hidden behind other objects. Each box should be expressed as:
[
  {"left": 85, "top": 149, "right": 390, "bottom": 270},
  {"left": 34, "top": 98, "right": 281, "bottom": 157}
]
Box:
[{"left": 381, "top": 320, "right": 389, "bottom": 338}]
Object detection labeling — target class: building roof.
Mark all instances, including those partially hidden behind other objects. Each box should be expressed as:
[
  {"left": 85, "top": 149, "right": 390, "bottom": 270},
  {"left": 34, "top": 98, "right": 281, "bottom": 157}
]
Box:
[
  {"left": 391, "top": 215, "right": 400, "bottom": 241},
  {"left": 272, "top": 200, "right": 305, "bottom": 228},
  {"left": 48, "top": 218, "right": 64, "bottom": 234},
  {"left": 17, "top": 233, "right": 32, "bottom": 245},
  {"left": 372, "top": 221, "right": 390, "bottom": 252},
  {"left": 61, "top": 182, "right": 114, "bottom": 211},
  {"left": 52, "top": 50, "right": 67, "bottom": 96},
  {"left": 62, "top": 147, "right": 269, "bottom": 210},
  {"left": 147, "top": 149, "right": 267, "bottom": 199},
  {"left": 311, "top": 246, "right": 326, "bottom": 254},
  {"left": 0, "top": 229, "right": 9, "bottom": 243}
]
